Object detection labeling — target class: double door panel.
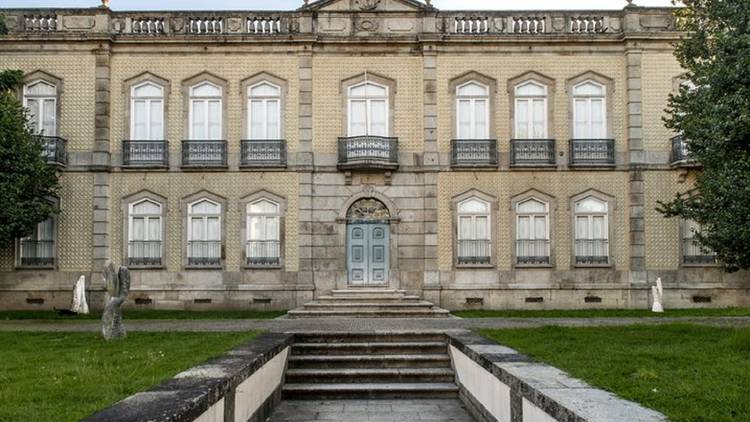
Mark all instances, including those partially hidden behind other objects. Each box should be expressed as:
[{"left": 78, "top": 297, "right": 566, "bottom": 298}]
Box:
[{"left": 347, "top": 223, "right": 389, "bottom": 285}]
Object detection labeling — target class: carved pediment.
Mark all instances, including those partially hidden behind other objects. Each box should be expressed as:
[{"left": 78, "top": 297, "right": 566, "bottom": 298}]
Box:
[{"left": 301, "top": 0, "right": 434, "bottom": 12}]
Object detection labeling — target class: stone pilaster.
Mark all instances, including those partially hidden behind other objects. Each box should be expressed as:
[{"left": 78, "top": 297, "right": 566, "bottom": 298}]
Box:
[
  {"left": 626, "top": 49, "right": 646, "bottom": 281},
  {"left": 422, "top": 45, "right": 439, "bottom": 169},
  {"left": 297, "top": 50, "right": 314, "bottom": 169},
  {"left": 92, "top": 47, "right": 112, "bottom": 276}
]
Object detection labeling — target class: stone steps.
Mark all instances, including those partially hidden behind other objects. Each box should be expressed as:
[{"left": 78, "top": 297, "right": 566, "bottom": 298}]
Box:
[
  {"left": 301, "top": 301, "right": 435, "bottom": 310},
  {"left": 286, "top": 309, "right": 450, "bottom": 318},
  {"left": 288, "top": 288, "right": 449, "bottom": 319},
  {"left": 282, "top": 332, "right": 457, "bottom": 400},
  {"left": 315, "top": 295, "right": 423, "bottom": 302}
]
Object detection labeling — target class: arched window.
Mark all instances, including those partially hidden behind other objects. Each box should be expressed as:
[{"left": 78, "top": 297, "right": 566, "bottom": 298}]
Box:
[
  {"left": 246, "top": 198, "right": 281, "bottom": 266},
  {"left": 515, "top": 81, "right": 547, "bottom": 139},
  {"left": 23, "top": 80, "right": 57, "bottom": 136},
  {"left": 19, "top": 216, "right": 56, "bottom": 267},
  {"left": 128, "top": 199, "right": 163, "bottom": 266},
  {"left": 573, "top": 81, "right": 606, "bottom": 139},
  {"left": 456, "top": 197, "right": 491, "bottom": 265},
  {"left": 131, "top": 82, "right": 164, "bottom": 140},
  {"left": 189, "top": 82, "right": 222, "bottom": 140},
  {"left": 348, "top": 81, "right": 388, "bottom": 137},
  {"left": 187, "top": 199, "right": 222, "bottom": 266},
  {"left": 456, "top": 81, "right": 489, "bottom": 139},
  {"left": 248, "top": 82, "right": 281, "bottom": 140},
  {"left": 574, "top": 196, "right": 609, "bottom": 264},
  {"left": 516, "top": 198, "right": 549, "bottom": 264}
]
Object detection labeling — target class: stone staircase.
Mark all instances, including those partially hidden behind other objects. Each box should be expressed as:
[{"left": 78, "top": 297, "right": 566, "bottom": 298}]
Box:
[
  {"left": 286, "top": 289, "right": 450, "bottom": 319},
  {"left": 282, "top": 332, "right": 458, "bottom": 399}
]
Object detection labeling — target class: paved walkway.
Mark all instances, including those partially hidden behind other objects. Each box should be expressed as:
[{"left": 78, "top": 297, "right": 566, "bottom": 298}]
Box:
[
  {"left": 268, "top": 399, "right": 475, "bottom": 422},
  {"left": 1, "top": 316, "right": 748, "bottom": 332}
]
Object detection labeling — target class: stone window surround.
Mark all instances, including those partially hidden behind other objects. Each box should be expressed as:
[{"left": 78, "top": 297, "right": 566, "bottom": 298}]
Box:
[
  {"left": 340, "top": 72, "right": 397, "bottom": 137},
  {"left": 569, "top": 189, "right": 617, "bottom": 268},
  {"left": 507, "top": 71, "right": 556, "bottom": 140},
  {"left": 181, "top": 190, "right": 227, "bottom": 270},
  {"left": 240, "top": 72, "right": 288, "bottom": 140},
  {"left": 122, "top": 72, "right": 171, "bottom": 142},
  {"left": 449, "top": 71, "right": 497, "bottom": 140},
  {"left": 510, "top": 189, "right": 557, "bottom": 268},
  {"left": 121, "top": 190, "right": 168, "bottom": 269},
  {"left": 181, "top": 72, "right": 229, "bottom": 140},
  {"left": 21, "top": 70, "right": 64, "bottom": 137},
  {"left": 239, "top": 190, "right": 287, "bottom": 270},
  {"left": 451, "top": 189, "right": 498, "bottom": 269},
  {"left": 565, "top": 71, "right": 615, "bottom": 140},
  {"left": 15, "top": 196, "right": 60, "bottom": 270}
]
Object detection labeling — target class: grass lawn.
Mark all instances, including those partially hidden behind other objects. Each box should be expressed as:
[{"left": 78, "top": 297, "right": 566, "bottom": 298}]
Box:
[
  {"left": 454, "top": 307, "right": 750, "bottom": 318},
  {"left": 0, "top": 309, "right": 286, "bottom": 321},
  {"left": 480, "top": 324, "right": 750, "bottom": 422},
  {"left": 0, "top": 331, "right": 260, "bottom": 422}
]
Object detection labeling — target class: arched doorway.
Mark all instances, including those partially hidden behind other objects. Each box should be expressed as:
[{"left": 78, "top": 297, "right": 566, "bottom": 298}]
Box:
[{"left": 346, "top": 198, "right": 390, "bottom": 286}]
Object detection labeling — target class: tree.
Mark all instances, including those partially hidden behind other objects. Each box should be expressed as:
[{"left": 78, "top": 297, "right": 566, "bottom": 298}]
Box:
[
  {"left": 0, "top": 70, "right": 60, "bottom": 244},
  {"left": 658, "top": 0, "right": 750, "bottom": 271},
  {"left": 0, "top": 14, "right": 8, "bottom": 36}
]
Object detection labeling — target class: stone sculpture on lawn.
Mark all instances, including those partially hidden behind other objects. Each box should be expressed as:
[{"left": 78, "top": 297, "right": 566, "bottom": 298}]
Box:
[
  {"left": 71, "top": 275, "right": 89, "bottom": 314},
  {"left": 651, "top": 277, "right": 664, "bottom": 313},
  {"left": 101, "top": 261, "right": 130, "bottom": 340}
]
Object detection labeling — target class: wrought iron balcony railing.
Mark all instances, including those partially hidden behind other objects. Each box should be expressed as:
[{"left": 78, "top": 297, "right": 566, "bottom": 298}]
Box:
[
  {"left": 516, "top": 239, "right": 551, "bottom": 265},
  {"left": 510, "top": 139, "right": 556, "bottom": 166},
  {"left": 575, "top": 239, "right": 609, "bottom": 265},
  {"left": 128, "top": 240, "right": 162, "bottom": 266},
  {"left": 569, "top": 139, "right": 615, "bottom": 166},
  {"left": 246, "top": 240, "right": 281, "bottom": 266},
  {"left": 19, "top": 240, "right": 55, "bottom": 267},
  {"left": 682, "top": 238, "right": 717, "bottom": 265},
  {"left": 240, "top": 140, "right": 286, "bottom": 168},
  {"left": 187, "top": 240, "right": 222, "bottom": 266},
  {"left": 35, "top": 136, "right": 67, "bottom": 166},
  {"left": 338, "top": 136, "right": 399, "bottom": 170},
  {"left": 671, "top": 135, "right": 699, "bottom": 166},
  {"left": 457, "top": 239, "right": 491, "bottom": 265},
  {"left": 450, "top": 139, "right": 498, "bottom": 168},
  {"left": 122, "top": 140, "right": 169, "bottom": 168},
  {"left": 181, "top": 140, "right": 227, "bottom": 168}
]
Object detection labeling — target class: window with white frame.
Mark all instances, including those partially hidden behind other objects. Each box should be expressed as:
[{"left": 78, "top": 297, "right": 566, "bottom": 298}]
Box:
[
  {"left": 516, "top": 198, "right": 550, "bottom": 264},
  {"left": 131, "top": 82, "right": 164, "bottom": 140},
  {"left": 187, "top": 199, "right": 222, "bottom": 266},
  {"left": 456, "top": 81, "right": 489, "bottom": 139},
  {"left": 572, "top": 81, "right": 606, "bottom": 139},
  {"left": 19, "top": 217, "right": 56, "bottom": 267},
  {"left": 348, "top": 81, "right": 388, "bottom": 137},
  {"left": 23, "top": 80, "right": 57, "bottom": 136},
  {"left": 457, "top": 197, "right": 491, "bottom": 265},
  {"left": 574, "top": 196, "right": 609, "bottom": 264},
  {"left": 515, "top": 81, "right": 547, "bottom": 139},
  {"left": 128, "top": 199, "right": 163, "bottom": 266},
  {"left": 189, "top": 82, "right": 222, "bottom": 140},
  {"left": 246, "top": 199, "right": 281, "bottom": 266},
  {"left": 248, "top": 82, "right": 281, "bottom": 140},
  {"left": 682, "top": 220, "right": 717, "bottom": 265}
]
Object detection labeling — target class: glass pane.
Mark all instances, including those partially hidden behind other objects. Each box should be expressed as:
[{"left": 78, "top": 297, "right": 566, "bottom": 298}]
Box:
[
  {"left": 133, "top": 100, "right": 147, "bottom": 139},
  {"left": 592, "top": 216, "right": 606, "bottom": 239},
  {"left": 149, "top": 100, "right": 163, "bottom": 140},
  {"left": 26, "top": 99, "right": 40, "bottom": 133},
  {"left": 475, "top": 216, "right": 488, "bottom": 239},
  {"left": 250, "top": 82, "right": 280, "bottom": 97},
  {"left": 250, "top": 100, "right": 264, "bottom": 139},
  {"left": 208, "top": 100, "right": 221, "bottom": 140},
  {"left": 575, "top": 216, "right": 589, "bottom": 239},
  {"left": 190, "top": 217, "right": 204, "bottom": 240},
  {"left": 457, "top": 82, "right": 487, "bottom": 96},
  {"left": 532, "top": 99, "right": 545, "bottom": 138},
  {"left": 349, "top": 100, "right": 367, "bottom": 136},
  {"left": 518, "top": 199, "right": 546, "bottom": 213},
  {"left": 458, "top": 216, "right": 473, "bottom": 240},
  {"left": 517, "top": 216, "right": 530, "bottom": 239},
  {"left": 458, "top": 100, "right": 472, "bottom": 139},
  {"left": 249, "top": 215, "right": 263, "bottom": 240},
  {"left": 266, "top": 217, "right": 279, "bottom": 240},
  {"left": 207, "top": 217, "right": 221, "bottom": 240},
  {"left": 267, "top": 100, "right": 280, "bottom": 138},
  {"left": 192, "top": 82, "right": 221, "bottom": 97},
  {"left": 591, "top": 99, "right": 605, "bottom": 138},
  {"left": 365, "top": 82, "right": 387, "bottom": 97},
  {"left": 132, "top": 217, "right": 145, "bottom": 241},
  {"left": 148, "top": 217, "right": 161, "bottom": 241},
  {"left": 575, "top": 197, "right": 607, "bottom": 213},
  {"left": 192, "top": 100, "right": 206, "bottom": 139},
  {"left": 458, "top": 198, "right": 489, "bottom": 213},
  {"left": 475, "top": 100, "right": 487, "bottom": 138},
  {"left": 574, "top": 99, "right": 588, "bottom": 138},
  {"left": 42, "top": 99, "right": 56, "bottom": 136},
  {"left": 133, "top": 83, "right": 162, "bottom": 97},
  {"left": 516, "top": 82, "right": 545, "bottom": 96},
  {"left": 534, "top": 216, "right": 547, "bottom": 239},
  {"left": 370, "top": 100, "right": 387, "bottom": 136},
  {"left": 26, "top": 81, "right": 56, "bottom": 96},
  {"left": 191, "top": 200, "right": 219, "bottom": 214},
  {"left": 249, "top": 199, "right": 278, "bottom": 214},
  {"left": 574, "top": 81, "right": 604, "bottom": 96},
  {"left": 516, "top": 99, "right": 529, "bottom": 139},
  {"left": 133, "top": 200, "right": 161, "bottom": 214}
]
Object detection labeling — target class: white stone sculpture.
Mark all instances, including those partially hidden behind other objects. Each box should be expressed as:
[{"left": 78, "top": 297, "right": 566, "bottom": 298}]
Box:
[
  {"left": 71, "top": 275, "right": 89, "bottom": 314},
  {"left": 651, "top": 277, "right": 664, "bottom": 313}
]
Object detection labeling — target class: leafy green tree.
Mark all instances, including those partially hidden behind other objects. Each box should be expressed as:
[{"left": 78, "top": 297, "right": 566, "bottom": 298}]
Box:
[
  {"left": 658, "top": 0, "right": 750, "bottom": 271},
  {"left": 0, "top": 14, "right": 7, "bottom": 36},
  {"left": 0, "top": 70, "right": 60, "bottom": 244}
]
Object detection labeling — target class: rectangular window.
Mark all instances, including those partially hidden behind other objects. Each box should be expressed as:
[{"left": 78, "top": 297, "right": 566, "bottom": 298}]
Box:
[
  {"left": 190, "top": 99, "right": 222, "bottom": 140},
  {"left": 575, "top": 215, "right": 609, "bottom": 264},
  {"left": 457, "top": 215, "right": 490, "bottom": 265},
  {"left": 457, "top": 99, "right": 489, "bottom": 139},
  {"left": 25, "top": 98, "right": 57, "bottom": 136},
  {"left": 247, "top": 215, "right": 280, "bottom": 265},
  {"left": 515, "top": 98, "right": 547, "bottom": 139},
  {"left": 573, "top": 98, "right": 606, "bottom": 139},
  {"left": 19, "top": 218, "right": 56, "bottom": 267}
]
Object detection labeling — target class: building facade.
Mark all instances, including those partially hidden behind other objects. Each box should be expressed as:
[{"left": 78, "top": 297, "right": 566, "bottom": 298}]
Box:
[{"left": 1, "top": 0, "right": 748, "bottom": 311}]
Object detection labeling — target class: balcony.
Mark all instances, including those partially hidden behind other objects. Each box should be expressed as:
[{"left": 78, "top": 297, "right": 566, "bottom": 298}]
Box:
[
  {"left": 181, "top": 140, "right": 227, "bottom": 168},
  {"left": 187, "top": 240, "right": 222, "bottom": 266},
  {"left": 246, "top": 240, "right": 281, "bottom": 266},
  {"left": 569, "top": 139, "right": 615, "bottom": 167},
  {"left": 516, "top": 239, "right": 550, "bottom": 265},
  {"left": 457, "top": 239, "right": 491, "bottom": 266},
  {"left": 128, "top": 240, "right": 162, "bottom": 266},
  {"left": 338, "top": 136, "right": 399, "bottom": 171},
  {"left": 575, "top": 239, "right": 609, "bottom": 265},
  {"left": 19, "top": 240, "right": 55, "bottom": 267},
  {"left": 240, "top": 140, "right": 286, "bottom": 168},
  {"left": 36, "top": 136, "right": 67, "bottom": 167},
  {"left": 671, "top": 135, "right": 699, "bottom": 167},
  {"left": 122, "top": 140, "right": 169, "bottom": 168},
  {"left": 510, "top": 139, "right": 556, "bottom": 167},
  {"left": 451, "top": 139, "right": 498, "bottom": 168}
]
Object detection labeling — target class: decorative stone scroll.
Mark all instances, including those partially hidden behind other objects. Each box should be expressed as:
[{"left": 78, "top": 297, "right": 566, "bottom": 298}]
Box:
[{"left": 347, "top": 198, "right": 390, "bottom": 220}]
